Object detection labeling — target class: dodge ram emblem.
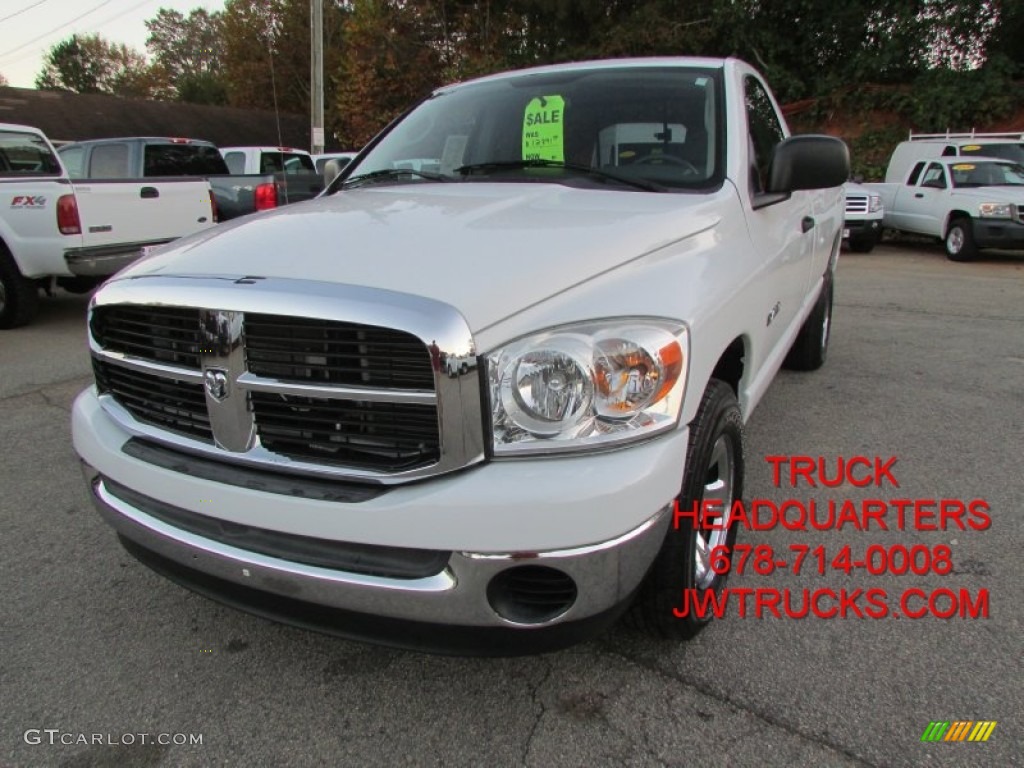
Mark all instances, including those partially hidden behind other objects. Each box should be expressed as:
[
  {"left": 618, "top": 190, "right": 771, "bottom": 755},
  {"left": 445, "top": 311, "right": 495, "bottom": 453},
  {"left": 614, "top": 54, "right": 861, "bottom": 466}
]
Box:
[{"left": 204, "top": 369, "right": 230, "bottom": 401}]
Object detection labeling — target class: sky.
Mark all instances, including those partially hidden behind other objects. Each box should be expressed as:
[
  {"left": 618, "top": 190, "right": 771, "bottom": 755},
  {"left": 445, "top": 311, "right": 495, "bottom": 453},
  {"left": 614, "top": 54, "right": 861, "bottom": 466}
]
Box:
[{"left": 0, "top": 0, "right": 225, "bottom": 88}]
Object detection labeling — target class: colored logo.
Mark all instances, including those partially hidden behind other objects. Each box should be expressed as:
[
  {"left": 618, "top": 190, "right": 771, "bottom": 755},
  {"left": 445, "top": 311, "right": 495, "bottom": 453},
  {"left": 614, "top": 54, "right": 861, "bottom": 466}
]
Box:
[
  {"left": 921, "top": 721, "right": 997, "bottom": 742},
  {"left": 10, "top": 195, "right": 47, "bottom": 208}
]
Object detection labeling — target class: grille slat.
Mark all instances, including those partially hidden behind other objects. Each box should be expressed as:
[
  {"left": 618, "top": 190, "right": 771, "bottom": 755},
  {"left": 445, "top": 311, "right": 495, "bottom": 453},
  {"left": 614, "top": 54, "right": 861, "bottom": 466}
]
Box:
[
  {"left": 251, "top": 392, "right": 440, "bottom": 471},
  {"left": 93, "top": 359, "right": 213, "bottom": 442},
  {"left": 91, "top": 306, "right": 203, "bottom": 369},
  {"left": 845, "top": 195, "right": 869, "bottom": 214},
  {"left": 245, "top": 314, "right": 434, "bottom": 390}
]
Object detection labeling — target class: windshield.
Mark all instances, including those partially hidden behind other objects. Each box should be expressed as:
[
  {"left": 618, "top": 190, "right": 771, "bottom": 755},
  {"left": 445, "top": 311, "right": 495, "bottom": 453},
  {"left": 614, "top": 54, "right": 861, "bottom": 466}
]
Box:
[
  {"left": 949, "top": 161, "right": 1024, "bottom": 188},
  {"left": 959, "top": 143, "right": 1024, "bottom": 164},
  {"left": 144, "top": 143, "right": 229, "bottom": 176},
  {"left": 341, "top": 66, "right": 724, "bottom": 192}
]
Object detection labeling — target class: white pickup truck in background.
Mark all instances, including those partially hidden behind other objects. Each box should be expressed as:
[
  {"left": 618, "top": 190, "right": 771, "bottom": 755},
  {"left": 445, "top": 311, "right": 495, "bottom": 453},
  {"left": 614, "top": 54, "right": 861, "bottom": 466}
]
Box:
[
  {"left": 883, "top": 131, "right": 1024, "bottom": 182},
  {"left": 73, "top": 58, "right": 848, "bottom": 653},
  {"left": 220, "top": 146, "right": 317, "bottom": 175},
  {"left": 868, "top": 155, "right": 1024, "bottom": 260},
  {"left": 842, "top": 181, "right": 883, "bottom": 252},
  {"left": 0, "top": 123, "right": 216, "bottom": 328}
]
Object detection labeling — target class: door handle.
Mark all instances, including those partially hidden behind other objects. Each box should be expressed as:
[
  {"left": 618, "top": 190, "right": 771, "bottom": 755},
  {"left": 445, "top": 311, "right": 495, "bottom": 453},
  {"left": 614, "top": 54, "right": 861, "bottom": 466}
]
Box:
[
  {"left": 140, "top": 186, "right": 159, "bottom": 199},
  {"left": 914, "top": 192, "right": 924, "bottom": 198},
  {"left": 801, "top": 216, "right": 815, "bottom": 233}
]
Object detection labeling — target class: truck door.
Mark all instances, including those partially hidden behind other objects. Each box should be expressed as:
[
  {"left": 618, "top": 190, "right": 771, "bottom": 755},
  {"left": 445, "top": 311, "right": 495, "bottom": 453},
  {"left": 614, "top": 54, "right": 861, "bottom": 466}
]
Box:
[
  {"left": 895, "top": 161, "right": 946, "bottom": 235},
  {"left": 739, "top": 75, "right": 817, "bottom": 367}
]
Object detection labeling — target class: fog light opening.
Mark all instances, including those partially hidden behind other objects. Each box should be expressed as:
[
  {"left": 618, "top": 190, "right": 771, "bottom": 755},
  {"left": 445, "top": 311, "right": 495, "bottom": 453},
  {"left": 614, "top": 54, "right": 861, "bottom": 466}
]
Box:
[{"left": 486, "top": 565, "right": 578, "bottom": 625}]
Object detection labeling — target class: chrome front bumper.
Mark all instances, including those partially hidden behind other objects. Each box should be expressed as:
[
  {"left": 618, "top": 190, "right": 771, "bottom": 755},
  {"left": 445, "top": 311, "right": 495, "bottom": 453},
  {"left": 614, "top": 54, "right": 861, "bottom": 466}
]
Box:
[{"left": 83, "top": 463, "right": 671, "bottom": 641}]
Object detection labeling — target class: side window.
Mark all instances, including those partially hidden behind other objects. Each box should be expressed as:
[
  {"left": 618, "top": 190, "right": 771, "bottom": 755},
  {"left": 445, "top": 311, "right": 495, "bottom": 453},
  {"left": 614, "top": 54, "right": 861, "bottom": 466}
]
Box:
[
  {"left": 89, "top": 143, "right": 130, "bottom": 178},
  {"left": 920, "top": 163, "right": 947, "bottom": 189},
  {"left": 0, "top": 130, "right": 62, "bottom": 177},
  {"left": 59, "top": 147, "right": 84, "bottom": 178},
  {"left": 744, "top": 76, "right": 786, "bottom": 194},
  {"left": 224, "top": 152, "right": 245, "bottom": 175},
  {"left": 281, "top": 153, "right": 314, "bottom": 173},
  {"left": 941, "top": 146, "right": 957, "bottom": 156},
  {"left": 260, "top": 153, "right": 283, "bottom": 174},
  {"left": 906, "top": 162, "right": 926, "bottom": 186}
]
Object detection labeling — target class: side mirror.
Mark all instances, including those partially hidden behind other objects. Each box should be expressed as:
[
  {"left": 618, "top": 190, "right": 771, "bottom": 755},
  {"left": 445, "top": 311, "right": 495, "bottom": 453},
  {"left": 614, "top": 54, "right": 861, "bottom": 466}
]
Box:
[
  {"left": 767, "top": 135, "right": 850, "bottom": 193},
  {"left": 322, "top": 158, "right": 343, "bottom": 186}
]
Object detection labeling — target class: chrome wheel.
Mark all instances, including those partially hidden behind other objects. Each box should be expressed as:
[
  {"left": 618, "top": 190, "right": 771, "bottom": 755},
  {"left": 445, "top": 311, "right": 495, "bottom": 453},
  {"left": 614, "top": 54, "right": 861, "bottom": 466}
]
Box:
[
  {"left": 946, "top": 226, "right": 964, "bottom": 255},
  {"left": 694, "top": 433, "right": 735, "bottom": 589}
]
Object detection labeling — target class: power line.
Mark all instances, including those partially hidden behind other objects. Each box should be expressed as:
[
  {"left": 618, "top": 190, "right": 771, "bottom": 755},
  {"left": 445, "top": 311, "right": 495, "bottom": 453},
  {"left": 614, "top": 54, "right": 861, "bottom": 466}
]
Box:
[
  {"left": 0, "top": 0, "right": 115, "bottom": 61},
  {"left": 0, "top": 0, "right": 50, "bottom": 25}
]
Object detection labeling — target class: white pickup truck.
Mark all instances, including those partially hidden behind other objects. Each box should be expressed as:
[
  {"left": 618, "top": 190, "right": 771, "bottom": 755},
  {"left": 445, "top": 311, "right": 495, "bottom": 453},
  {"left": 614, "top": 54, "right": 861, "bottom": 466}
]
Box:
[
  {"left": 0, "top": 123, "right": 216, "bottom": 327},
  {"left": 842, "top": 181, "right": 883, "bottom": 252},
  {"left": 220, "top": 146, "right": 317, "bottom": 175},
  {"left": 72, "top": 58, "right": 848, "bottom": 653},
  {"left": 868, "top": 156, "right": 1024, "bottom": 260}
]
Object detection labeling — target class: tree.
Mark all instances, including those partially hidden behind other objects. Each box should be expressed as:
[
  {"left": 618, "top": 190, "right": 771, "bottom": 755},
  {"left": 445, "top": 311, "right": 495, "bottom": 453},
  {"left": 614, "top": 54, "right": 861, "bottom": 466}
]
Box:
[
  {"left": 986, "top": 0, "right": 1024, "bottom": 76},
  {"left": 0, "top": 72, "right": 8, "bottom": 87},
  {"left": 333, "top": 1, "right": 443, "bottom": 147},
  {"left": 222, "top": 0, "right": 309, "bottom": 114},
  {"left": 35, "top": 34, "right": 168, "bottom": 98},
  {"left": 146, "top": 7, "right": 228, "bottom": 104}
]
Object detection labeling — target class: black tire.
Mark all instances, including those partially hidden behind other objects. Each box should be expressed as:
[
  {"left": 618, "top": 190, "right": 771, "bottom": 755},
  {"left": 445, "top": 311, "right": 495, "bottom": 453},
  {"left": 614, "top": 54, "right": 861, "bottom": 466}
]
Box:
[
  {"left": 56, "top": 276, "right": 102, "bottom": 295},
  {"left": 784, "top": 273, "right": 833, "bottom": 371},
  {"left": 629, "top": 380, "right": 744, "bottom": 639},
  {"left": 944, "top": 218, "right": 977, "bottom": 262},
  {"left": 848, "top": 235, "right": 876, "bottom": 253},
  {"left": 0, "top": 244, "right": 39, "bottom": 329}
]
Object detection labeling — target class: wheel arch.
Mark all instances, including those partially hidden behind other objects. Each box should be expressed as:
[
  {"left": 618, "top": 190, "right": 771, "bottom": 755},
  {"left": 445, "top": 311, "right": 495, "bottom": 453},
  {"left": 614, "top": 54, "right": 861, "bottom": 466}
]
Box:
[
  {"left": 709, "top": 336, "right": 747, "bottom": 399},
  {"left": 944, "top": 209, "right": 973, "bottom": 234}
]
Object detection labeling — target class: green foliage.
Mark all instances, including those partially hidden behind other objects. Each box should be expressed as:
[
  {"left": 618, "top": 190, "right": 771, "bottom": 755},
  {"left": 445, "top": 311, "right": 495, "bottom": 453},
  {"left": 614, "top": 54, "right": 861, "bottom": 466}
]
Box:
[
  {"left": 35, "top": 34, "right": 167, "bottom": 98},
  {"left": 887, "top": 56, "right": 1022, "bottom": 131},
  {"left": 847, "top": 127, "right": 908, "bottom": 182},
  {"left": 145, "top": 7, "right": 228, "bottom": 104}
]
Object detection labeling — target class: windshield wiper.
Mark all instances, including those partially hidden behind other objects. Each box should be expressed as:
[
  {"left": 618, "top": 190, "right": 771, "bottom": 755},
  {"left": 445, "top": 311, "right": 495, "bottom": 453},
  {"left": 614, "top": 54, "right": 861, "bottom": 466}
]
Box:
[
  {"left": 342, "top": 168, "right": 449, "bottom": 189},
  {"left": 454, "top": 160, "right": 664, "bottom": 192}
]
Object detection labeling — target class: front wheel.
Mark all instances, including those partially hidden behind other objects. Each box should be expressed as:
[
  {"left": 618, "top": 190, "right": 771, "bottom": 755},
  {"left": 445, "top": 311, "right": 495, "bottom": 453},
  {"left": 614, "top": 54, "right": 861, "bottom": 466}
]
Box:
[
  {"left": 629, "top": 380, "right": 744, "bottom": 639},
  {"left": 945, "top": 218, "right": 977, "bottom": 262}
]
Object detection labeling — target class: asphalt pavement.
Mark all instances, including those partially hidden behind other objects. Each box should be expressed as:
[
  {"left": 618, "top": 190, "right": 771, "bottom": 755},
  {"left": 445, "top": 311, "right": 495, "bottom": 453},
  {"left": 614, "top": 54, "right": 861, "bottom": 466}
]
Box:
[{"left": 1, "top": 241, "right": 1021, "bottom": 767}]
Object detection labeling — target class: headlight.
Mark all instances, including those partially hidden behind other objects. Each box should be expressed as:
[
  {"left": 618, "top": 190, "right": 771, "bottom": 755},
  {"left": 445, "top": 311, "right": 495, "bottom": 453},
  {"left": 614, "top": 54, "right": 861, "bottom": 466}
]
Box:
[
  {"left": 979, "top": 202, "right": 1012, "bottom": 219},
  {"left": 487, "top": 319, "right": 688, "bottom": 455},
  {"left": 869, "top": 195, "right": 882, "bottom": 213}
]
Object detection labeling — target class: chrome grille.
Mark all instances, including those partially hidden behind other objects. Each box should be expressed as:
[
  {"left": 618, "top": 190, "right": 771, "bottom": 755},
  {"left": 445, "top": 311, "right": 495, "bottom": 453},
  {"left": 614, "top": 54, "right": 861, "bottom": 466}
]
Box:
[
  {"left": 89, "top": 302, "right": 451, "bottom": 477},
  {"left": 245, "top": 314, "right": 433, "bottom": 389},
  {"left": 93, "top": 358, "right": 213, "bottom": 442},
  {"left": 845, "top": 195, "right": 869, "bottom": 214},
  {"left": 87, "top": 277, "right": 484, "bottom": 485},
  {"left": 91, "top": 306, "right": 203, "bottom": 369},
  {"left": 251, "top": 392, "right": 440, "bottom": 471}
]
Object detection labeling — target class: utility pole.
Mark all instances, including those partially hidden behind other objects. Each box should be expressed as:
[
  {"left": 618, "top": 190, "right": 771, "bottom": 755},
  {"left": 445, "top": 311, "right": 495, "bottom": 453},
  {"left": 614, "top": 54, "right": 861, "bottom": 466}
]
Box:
[{"left": 310, "top": 0, "right": 325, "bottom": 154}]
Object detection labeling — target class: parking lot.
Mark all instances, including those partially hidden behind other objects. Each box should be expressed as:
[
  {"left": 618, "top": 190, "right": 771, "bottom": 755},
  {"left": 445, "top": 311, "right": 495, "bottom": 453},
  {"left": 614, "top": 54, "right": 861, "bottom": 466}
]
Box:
[{"left": 1, "top": 242, "right": 1021, "bottom": 768}]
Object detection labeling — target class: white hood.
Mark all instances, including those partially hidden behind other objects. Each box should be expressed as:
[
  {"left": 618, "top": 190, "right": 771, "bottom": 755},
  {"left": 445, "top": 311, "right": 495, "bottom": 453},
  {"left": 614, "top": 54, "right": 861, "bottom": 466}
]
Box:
[{"left": 118, "top": 183, "right": 721, "bottom": 332}]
